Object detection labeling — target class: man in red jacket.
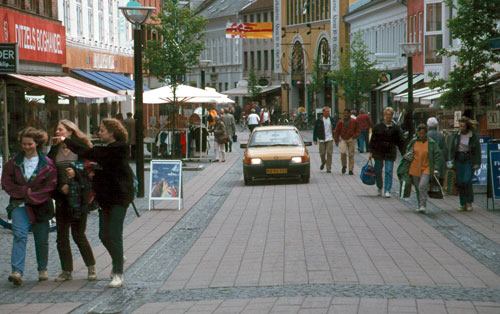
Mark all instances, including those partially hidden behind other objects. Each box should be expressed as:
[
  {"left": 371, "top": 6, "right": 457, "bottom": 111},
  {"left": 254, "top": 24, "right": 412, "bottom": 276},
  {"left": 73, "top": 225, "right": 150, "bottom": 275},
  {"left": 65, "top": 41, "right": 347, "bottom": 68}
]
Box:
[
  {"left": 334, "top": 109, "right": 360, "bottom": 175},
  {"left": 356, "top": 108, "right": 374, "bottom": 153}
]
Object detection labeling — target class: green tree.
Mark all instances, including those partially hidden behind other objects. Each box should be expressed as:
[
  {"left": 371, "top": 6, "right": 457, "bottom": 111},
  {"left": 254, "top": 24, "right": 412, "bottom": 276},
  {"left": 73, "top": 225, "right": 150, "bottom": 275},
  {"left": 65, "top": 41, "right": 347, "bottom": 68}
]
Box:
[
  {"left": 429, "top": 0, "right": 500, "bottom": 111},
  {"left": 144, "top": 0, "right": 208, "bottom": 100},
  {"left": 308, "top": 57, "right": 325, "bottom": 114},
  {"left": 247, "top": 66, "right": 262, "bottom": 100},
  {"left": 328, "top": 32, "right": 380, "bottom": 110}
]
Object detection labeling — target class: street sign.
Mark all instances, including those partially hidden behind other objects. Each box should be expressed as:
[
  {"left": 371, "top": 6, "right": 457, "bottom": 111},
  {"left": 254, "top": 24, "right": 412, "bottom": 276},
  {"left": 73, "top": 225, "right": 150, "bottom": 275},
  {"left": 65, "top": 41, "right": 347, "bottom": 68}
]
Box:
[
  {"left": 487, "top": 110, "right": 500, "bottom": 129},
  {"left": 473, "top": 137, "right": 490, "bottom": 185},
  {"left": 0, "top": 43, "right": 19, "bottom": 73}
]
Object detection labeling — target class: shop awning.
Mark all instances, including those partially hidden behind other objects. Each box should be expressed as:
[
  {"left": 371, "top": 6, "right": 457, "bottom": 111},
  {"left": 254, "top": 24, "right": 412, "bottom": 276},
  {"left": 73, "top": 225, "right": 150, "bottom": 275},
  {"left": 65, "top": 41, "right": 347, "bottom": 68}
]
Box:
[
  {"left": 390, "top": 75, "right": 425, "bottom": 95},
  {"left": 394, "top": 87, "right": 447, "bottom": 104},
  {"left": 72, "top": 70, "right": 150, "bottom": 92},
  {"left": 381, "top": 74, "right": 424, "bottom": 92},
  {"left": 222, "top": 85, "right": 281, "bottom": 97},
  {"left": 373, "top": 74, "right": 407, "bottom": 91},
  {"left": 9, "top": 74, "right": 125, "bottom": 103}
]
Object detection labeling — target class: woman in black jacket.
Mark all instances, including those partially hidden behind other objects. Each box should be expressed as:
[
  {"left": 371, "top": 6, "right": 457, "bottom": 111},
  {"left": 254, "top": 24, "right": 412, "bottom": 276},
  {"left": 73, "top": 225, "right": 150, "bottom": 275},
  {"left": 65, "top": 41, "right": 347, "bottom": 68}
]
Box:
[
  {"left": 48, "top": 120, "right": 96, "bottom": 283},
  {"left": 54, "top": 118, "right": 134, "bottom": 288}
]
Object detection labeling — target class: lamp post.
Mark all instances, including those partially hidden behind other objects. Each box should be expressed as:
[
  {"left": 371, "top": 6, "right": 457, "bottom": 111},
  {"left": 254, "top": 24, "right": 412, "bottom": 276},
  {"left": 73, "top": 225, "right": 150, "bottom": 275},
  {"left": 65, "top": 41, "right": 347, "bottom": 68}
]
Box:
[
  {"left": 120, "top": 0, "right": 155, "bottom": 198},
  {"left": 199, "top": 59, "right": 211, "bottom": 90},
  {"left": 400, "top": 42, "right": 420, "bottom": 140},
  {"left": 320, "top": 63, "right": 337, "bottom": 116}
]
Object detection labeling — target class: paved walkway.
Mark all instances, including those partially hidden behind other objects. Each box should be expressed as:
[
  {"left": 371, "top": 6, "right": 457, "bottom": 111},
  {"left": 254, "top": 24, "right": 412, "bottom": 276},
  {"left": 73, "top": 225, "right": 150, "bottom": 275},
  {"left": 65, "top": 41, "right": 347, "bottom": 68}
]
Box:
[{"left": 0, "top": 130, "right": 499, "bottom": 313}]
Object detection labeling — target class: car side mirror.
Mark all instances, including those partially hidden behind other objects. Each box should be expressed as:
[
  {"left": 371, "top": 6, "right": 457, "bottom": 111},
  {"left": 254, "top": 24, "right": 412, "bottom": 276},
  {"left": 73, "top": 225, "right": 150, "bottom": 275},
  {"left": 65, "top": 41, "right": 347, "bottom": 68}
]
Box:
[
  {"left": 304, "top": 141, "right": 312, "bottom": 146},
  {"left": 240, "top": 143, "right": 247, "bottom": 149}
]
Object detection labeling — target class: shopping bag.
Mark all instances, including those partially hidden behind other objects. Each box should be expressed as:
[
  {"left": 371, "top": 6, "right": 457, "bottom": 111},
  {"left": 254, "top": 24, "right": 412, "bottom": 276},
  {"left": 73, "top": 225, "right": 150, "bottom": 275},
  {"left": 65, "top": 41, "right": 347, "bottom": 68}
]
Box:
[
  {"left": 400, "top": 180, "right": 412, "bottom": 198},
  {"left": 428, "top": 174, "right": 444, "bottom": 199},
  {"left": 444, "top": 169, "right": 458, "bottom": 195},
  {"left": 360, "top": 159, "right": 376, "bottom": 185},
  {"left": 232, "top": 134, "right": 238, "bottom": 142}
]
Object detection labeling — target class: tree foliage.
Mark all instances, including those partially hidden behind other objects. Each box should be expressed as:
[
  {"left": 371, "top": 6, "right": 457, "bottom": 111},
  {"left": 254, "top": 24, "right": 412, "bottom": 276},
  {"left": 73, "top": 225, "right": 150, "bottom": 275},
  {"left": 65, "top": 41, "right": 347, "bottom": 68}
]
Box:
[
  {"left": 144, "top": 1, "right": 208, "bottom": 91},
  {"left": 328, "top": 32, "right": 379, "bottom": 110},
  {"left": 429, "top": 0, "right": 500, "bottom": 109},
  {"left": 247, "top": 66, "right": 262, "bottom": 100}
]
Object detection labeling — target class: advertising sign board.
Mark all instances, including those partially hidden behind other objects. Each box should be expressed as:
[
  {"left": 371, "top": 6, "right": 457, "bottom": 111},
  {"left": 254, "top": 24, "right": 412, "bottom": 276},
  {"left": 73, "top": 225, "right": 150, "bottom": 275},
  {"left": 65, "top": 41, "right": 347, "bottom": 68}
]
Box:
[
  {"left": 149, "top": 160, "right": 182, "bottom": 210},
  {"left": 473, "top": 138, "right": 490, "bottom": 185}
]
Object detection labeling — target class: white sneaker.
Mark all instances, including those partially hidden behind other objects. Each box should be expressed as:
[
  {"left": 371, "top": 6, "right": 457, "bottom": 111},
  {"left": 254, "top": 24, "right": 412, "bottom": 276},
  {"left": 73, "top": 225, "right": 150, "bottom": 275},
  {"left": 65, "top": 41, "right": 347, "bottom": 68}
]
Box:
[
  {"left": 417, "top": 206, "right": 426, "bottom": 214},
  {"left": 109, "top": 274, "right": 124, "bottom": 288},
  {"left": 384, "top": 191, "right": 391, "bottom": 198},
  {"left": 377, "top": 189, "right": 382, "bottom": 196}
]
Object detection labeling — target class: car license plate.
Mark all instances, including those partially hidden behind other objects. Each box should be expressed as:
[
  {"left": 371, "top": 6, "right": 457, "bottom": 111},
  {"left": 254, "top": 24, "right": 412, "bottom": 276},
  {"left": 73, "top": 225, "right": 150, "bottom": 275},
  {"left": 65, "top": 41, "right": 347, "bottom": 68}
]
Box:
[{"left": 266, "top": 168, "right": 288, "bottom": 174}]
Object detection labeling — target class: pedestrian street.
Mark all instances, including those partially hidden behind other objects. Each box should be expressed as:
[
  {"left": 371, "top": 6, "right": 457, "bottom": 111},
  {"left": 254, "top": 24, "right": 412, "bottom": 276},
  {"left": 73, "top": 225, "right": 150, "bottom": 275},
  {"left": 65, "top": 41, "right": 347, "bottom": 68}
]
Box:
[{"left": 0, "top": 130, "right": 499, "bottom": 314}]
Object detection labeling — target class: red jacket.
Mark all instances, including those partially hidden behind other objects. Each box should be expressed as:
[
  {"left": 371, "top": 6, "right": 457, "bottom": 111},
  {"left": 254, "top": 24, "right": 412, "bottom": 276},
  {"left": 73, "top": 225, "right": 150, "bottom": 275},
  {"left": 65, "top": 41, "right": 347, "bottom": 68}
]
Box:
[
  {"left": 334, "top": 118, "right": 360, "bottom": 144},
  {"left": 356, "top": 113, "right": 374, "bottom": 130}
]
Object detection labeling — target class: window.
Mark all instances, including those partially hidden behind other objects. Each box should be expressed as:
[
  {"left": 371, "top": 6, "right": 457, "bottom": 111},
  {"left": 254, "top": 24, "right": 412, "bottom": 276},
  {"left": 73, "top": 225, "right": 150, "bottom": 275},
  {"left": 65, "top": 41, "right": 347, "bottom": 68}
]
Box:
[
  {"left": 243, "top": 15, "right": 247, "bottom": 23},
  {"left": 287, "top": 0, "right": 290, "bottom": 25},
  {"left": 413, "top": 14, "right": 417, "bottom": 44},
  {"left": 98, "top": 0, "right": 104, "bottom": 42},
  {"left": 425, "top": 3, "right": 443, "bottom": 64},
  {"left": 108, "top": 0, "right": 113, "bottom": 44},
  {"left": 257, "top": 51, "right": 261, "bottom": 70},
  {"left": 264, "top": 50, "right": 268, "bottom": 70},
  {"left": 426, "top": 3, "right": 442, "bottom": 31},
  {"left": 250, "top": 14, "right": 254, "bottom": 22},
  {"left": 76, "top": 0, "right": 82, "bottom": 36},
  {"left": 409, "top": 15, "right": 413, "bottom": 42},
  {"left": 263, "top": 12, "right": 268, "bottom": 22},
  {"left": 257, "top": 13, "right": 261, "bottom": 23},
  {"left": 225, "top": 82, "right": 228, "bottom": 91},
  {"left": 88, "top": 0, "right": 93, "bottom": 40},
  {"left": 63, "top": 0, "right": 70, "bottom": 34},
  {"left": 244, "top": 51, "right": 248, "bottom": 70},
  {"left": 425, "top": 35, "right": 442, "bottom": 63},
  {"left": 219, "top": 83, "right": 222, "bottom": 91},
  {"left": 250, "top": 51, "right": 255, "bottom": 69},
  {"left": 43, "top": 0, "right": 51, "bottom": 16},
  {"left": 419, "top": 12, "right": 423, "bottom": 44}
]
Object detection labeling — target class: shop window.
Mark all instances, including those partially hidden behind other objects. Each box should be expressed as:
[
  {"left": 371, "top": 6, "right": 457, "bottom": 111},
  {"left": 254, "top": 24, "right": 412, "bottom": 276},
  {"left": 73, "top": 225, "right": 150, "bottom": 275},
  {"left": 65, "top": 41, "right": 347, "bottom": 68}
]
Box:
[
  {"left": 425, "top": 34, "right": 442, "bottom": 64},
  {"left": 76, "top": 0, "right": 83, "bottom": 36}
]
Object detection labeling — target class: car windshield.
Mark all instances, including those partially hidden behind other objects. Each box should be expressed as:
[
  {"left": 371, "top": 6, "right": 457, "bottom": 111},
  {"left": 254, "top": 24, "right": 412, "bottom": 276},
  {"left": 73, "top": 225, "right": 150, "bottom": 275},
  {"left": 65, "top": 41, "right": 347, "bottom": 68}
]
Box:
[{"left": 249, "top": 129, "right": 303, "bottom": 147}]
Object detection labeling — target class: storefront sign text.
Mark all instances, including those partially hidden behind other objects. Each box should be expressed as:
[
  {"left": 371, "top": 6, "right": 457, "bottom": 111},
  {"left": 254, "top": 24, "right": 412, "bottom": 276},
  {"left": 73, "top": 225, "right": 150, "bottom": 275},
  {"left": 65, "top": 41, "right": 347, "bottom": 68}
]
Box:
[{"left": 0, "top": 43, "right": 18, "bottom": 73}]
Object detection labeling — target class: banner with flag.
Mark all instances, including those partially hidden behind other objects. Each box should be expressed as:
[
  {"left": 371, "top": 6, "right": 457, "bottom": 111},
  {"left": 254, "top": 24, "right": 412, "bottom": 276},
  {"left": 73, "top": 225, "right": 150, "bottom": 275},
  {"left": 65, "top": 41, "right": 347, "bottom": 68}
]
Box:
[{"left": 226, "top": 22, "right": 273, "bottom": 39}]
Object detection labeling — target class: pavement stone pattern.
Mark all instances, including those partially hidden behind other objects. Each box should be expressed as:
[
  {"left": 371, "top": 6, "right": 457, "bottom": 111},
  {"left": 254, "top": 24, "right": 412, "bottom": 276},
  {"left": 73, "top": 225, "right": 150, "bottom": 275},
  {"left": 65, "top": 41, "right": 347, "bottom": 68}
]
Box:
[{"left": 0, "top": 130, "right": 499, "bottom": 313}]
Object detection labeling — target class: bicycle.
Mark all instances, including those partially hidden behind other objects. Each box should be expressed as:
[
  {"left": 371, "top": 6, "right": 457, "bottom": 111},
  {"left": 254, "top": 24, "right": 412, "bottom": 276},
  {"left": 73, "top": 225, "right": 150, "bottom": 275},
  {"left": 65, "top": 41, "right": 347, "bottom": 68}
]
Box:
[{"left": 278, "top": 113, "right": 290, "bottom": 125}]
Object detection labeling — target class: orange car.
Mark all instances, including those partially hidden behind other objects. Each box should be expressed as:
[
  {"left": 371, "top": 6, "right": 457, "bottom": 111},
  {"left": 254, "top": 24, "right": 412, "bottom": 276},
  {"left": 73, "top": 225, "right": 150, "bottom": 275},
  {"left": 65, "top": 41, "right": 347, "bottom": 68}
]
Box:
[{"left": 240, "top": 126, "right": 311, "bottom": 185}]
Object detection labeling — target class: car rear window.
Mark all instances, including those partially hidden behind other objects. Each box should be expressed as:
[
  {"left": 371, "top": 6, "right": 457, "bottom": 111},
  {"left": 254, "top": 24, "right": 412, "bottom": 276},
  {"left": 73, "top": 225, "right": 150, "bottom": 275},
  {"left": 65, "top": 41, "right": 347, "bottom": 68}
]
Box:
[{"left": 249, "top": 129, "right": 303, "bottom": 147}]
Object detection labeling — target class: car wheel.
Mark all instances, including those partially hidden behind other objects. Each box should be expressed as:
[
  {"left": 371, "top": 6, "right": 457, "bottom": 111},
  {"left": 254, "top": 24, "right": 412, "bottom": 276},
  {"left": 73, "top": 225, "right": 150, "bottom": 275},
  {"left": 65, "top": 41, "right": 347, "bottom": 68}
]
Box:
[{"left": 244, "top": 175, "right": 252, "bottom": 185}]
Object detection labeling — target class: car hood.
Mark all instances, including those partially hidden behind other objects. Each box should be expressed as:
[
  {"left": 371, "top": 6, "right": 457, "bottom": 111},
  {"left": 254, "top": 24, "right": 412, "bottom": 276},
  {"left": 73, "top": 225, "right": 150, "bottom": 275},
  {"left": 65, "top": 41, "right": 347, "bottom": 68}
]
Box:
[{"left": 246, "top": 146, "right": 307, "bottom": 160}]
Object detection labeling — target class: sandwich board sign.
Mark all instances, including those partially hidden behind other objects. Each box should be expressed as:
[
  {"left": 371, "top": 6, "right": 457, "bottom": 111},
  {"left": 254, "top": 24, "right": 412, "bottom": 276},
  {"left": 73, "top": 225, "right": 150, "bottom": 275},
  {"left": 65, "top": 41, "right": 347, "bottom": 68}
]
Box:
[{"left": 149, "top": 160, "right": 182, "bottom": 211}]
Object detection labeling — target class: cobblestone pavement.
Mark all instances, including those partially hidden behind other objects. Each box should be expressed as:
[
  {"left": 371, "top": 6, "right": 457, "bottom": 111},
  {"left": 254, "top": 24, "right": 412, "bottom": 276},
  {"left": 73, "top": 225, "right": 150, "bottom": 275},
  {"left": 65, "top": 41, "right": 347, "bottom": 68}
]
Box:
[{"left": 0, "top": 131, "right": 499, "bottom": 314}]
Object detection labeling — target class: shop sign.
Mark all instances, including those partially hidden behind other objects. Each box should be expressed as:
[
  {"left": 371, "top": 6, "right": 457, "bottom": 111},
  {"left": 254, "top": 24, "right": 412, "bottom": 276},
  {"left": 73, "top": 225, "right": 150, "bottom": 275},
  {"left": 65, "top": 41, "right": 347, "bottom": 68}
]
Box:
[
  {"left": 273, "top": 0, "right": 281, "bottom": 73},
  {"left": 453, "top": 111, "right": 461, "bottom": 127},
  {"left": 0, "top": 43, "right": 19, "bottom": 73},
  {"left": 487, "top": 110, "right": 500, "bottom": 129},
  {"left": 93, "top": 53, "right": 115, "bottom": 70},
  {"left": 489, "top": 143, "right": 500, "bottom": 200},
  {"left": 0, "top": 8, "right": 66, "bottom": 64},
  {"left": 473, "top": 137, "right": 490, "bottom": 185}
]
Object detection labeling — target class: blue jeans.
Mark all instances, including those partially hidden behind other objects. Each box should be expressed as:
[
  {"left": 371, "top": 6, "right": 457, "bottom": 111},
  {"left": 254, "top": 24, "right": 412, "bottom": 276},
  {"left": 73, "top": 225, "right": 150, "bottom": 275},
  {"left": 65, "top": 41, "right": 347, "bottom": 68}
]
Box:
[
  {"left": 456, "top": 155, "right": 473, "bottom": 206},
  {"left": 358, "top": 129, "right": 370, "bottom": 153},
  {"left": 374, "top": 159, "right": 394, "bottom": 192},
  {"left": 11, "top": 206, "right": 49, "bottom": 274}
]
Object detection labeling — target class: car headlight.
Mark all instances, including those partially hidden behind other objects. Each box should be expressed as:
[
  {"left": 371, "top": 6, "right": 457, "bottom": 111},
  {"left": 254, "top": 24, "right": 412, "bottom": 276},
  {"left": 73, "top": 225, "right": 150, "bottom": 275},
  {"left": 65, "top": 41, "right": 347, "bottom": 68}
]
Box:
[
  {"left": 291, "top": 156, "right": 303, "bottom": 163},
  {"left": 250, "top": 158, "right": 263, "bottom": 165}
]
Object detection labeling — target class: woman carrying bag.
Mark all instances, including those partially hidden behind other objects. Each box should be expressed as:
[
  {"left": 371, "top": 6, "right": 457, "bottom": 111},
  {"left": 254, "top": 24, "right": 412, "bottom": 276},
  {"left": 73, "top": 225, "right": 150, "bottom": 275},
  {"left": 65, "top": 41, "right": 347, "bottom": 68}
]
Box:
[
  {"left": 54, "top": 118, "right": 134, "bottom": 288},
  {"left": 1, "top": 127, "right": 57, "bottom": 286},
  {"left": 48, "top": 120, "right": 96, "bottom": 282},
  {"left": 397, "top": 124, "right": 442, "bottom": 214}
]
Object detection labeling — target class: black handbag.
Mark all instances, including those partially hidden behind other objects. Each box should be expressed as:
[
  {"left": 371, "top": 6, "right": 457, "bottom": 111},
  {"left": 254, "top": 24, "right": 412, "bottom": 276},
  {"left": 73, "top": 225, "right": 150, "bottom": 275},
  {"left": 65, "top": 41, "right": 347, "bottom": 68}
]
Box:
[{"left": 428, "top": 174, "right": 444, "bottom": 199}]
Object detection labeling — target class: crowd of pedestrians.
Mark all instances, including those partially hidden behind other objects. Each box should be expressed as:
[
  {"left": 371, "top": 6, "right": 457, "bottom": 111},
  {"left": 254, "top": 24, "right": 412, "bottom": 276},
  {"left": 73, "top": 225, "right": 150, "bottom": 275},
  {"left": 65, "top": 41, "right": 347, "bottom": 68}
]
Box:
[
  {"left": 312, "top": 106, "right": 481, "bottom": 215},
  {"left": 1, "top": 118, "right": 134, "bottom": 288}
]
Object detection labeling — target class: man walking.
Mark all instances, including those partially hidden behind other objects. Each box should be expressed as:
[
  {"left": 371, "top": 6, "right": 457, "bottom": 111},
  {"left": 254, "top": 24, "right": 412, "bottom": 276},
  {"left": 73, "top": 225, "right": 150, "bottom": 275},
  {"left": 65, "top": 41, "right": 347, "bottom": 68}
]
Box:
[
  {"left": 220, "top": 109, "right": 236, "bottom": 152},
  {"left": 334, "top": 109, "right": 360, "bottom": 175},
  {"left": 124, "top": 112, "right": 136, "bottom": 159},
  {"left": 313, "top": 107, "right": 336, "bottom": 173},
  {"left": 356, "top": 108, "right": 374, "bottom": 153}
]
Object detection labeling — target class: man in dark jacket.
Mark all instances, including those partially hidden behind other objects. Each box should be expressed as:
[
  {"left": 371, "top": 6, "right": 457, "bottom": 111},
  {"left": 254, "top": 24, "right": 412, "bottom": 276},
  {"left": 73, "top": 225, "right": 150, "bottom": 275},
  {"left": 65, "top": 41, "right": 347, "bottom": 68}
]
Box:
[
  {"left": 313, "top": 107, "right": 336, "bottom": 173},
  {"left": 369, "top": 107, "right": 405, "bottom": 197},
  {"left": 334, "top": 109, "right": 360, "bottom": 175}
]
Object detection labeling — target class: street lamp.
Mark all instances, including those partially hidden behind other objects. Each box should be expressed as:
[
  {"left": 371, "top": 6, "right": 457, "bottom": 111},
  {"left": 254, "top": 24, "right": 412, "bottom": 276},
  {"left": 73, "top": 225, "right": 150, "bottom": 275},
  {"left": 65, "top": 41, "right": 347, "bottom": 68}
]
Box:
[
  {"left": 320, "top": 63, "right": 337, "bottom": 116},
  {"left": 400, "top": 42, "right": 420, "bottom": 140},
  {"left": 120, "top": 0, "right": 155, "bottom": 198},
  {"left": 199, "top": 60, "right": 211, "bottom": 90}
]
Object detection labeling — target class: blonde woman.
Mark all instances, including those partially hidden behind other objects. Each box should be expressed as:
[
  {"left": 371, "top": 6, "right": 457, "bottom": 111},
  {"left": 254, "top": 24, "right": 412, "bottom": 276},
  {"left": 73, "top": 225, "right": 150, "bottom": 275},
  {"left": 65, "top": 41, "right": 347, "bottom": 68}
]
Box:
[{"left": 48, "top": 120, "right": 96, "bottom": 282}]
